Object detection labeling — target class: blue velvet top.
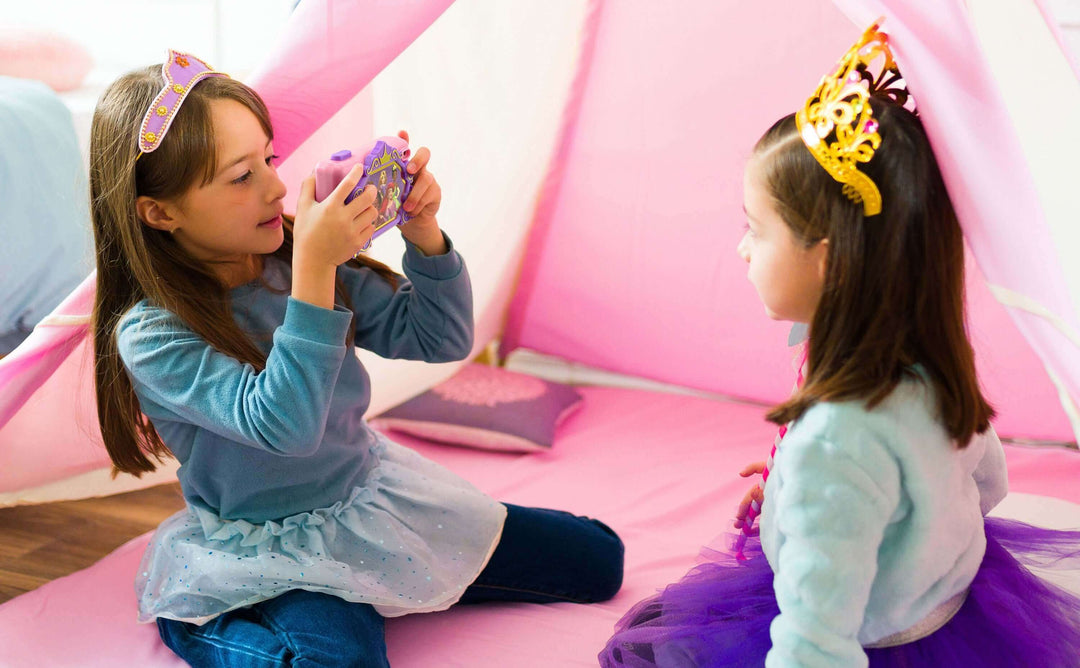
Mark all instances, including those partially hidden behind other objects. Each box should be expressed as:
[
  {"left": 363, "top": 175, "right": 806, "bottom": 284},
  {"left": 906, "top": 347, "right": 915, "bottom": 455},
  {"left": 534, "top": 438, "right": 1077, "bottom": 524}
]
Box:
[{"left": 117, "top": 236, "right": 473, "bottom": 523}]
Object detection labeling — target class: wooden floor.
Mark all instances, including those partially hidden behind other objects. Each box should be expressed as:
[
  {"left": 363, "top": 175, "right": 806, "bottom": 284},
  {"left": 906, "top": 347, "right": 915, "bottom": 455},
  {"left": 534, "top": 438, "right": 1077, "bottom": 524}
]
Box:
[{"left": 0, "top": 482, "right": 186, "bottom": 604}]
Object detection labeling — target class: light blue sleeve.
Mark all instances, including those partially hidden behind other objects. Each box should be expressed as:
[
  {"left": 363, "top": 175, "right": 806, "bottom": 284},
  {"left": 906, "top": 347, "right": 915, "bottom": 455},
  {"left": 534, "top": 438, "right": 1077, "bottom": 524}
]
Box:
[
  {"left": 117, "top": 297, "right": 353, "bottom": 456},
  {"left": 766, "top": 408, "right": 901, "bottom": 668},
  {"left": 972, "top": 425, "right": 1008, "bottom": 516},
  {"left": 341, "top": 231, "right": 474, "bottom": 362}
]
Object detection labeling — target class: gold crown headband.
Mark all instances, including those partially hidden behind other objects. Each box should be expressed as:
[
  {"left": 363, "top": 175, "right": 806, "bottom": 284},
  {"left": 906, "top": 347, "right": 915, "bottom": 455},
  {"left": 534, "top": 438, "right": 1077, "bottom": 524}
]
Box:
[{"left": 796, "top": 20, "right": 904, "bottom": 216}]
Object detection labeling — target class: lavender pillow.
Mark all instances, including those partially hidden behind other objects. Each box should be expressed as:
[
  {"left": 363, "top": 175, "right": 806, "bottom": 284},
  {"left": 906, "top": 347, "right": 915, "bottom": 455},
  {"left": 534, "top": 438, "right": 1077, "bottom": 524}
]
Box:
[{"left": 370, "top": 364, "right": 583, "bottom": 452}]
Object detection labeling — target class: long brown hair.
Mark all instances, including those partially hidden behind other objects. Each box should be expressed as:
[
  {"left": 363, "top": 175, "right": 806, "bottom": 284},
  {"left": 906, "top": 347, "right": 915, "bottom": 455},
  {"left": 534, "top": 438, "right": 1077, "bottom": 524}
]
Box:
[
  {"left": 91, "top": 66, "right": 397, "bottom": 476},
  {"left": 754, "top": 98, "right": 994, "bottom": 446}
]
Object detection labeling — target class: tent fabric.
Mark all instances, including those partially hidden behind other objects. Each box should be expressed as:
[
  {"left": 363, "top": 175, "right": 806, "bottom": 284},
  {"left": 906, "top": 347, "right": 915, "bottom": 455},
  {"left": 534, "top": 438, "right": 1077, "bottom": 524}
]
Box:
[
  {"left": 501, "top": 0, "right": 1080, "bottom": 443},
  {"left": 334, "top": 0, "right": 591, "bottom": 414},
  {"left": 0, "top": 0, "right": 1076, "bottom": 507},
  {"left": 2, "top": 0, "right": 1080, "bottom": 663},
  {"left": 246, "top": 0, "right": 455, "bottom": 164},
  {"left": 1034, "top": 0, "right": 1080, "bottom": 83},
  {"left": 2, "top": 386, "right": 1078, "bottom": 667},
  {"left": 0, "top": 274, "right": 106, "bottom": 495}
]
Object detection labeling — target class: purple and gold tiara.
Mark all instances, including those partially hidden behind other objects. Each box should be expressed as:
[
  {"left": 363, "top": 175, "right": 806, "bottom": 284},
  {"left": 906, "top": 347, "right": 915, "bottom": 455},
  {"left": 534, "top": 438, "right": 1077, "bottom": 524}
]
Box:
[{"left": 137, "top": 49, "right": 228, "bottom": 155}]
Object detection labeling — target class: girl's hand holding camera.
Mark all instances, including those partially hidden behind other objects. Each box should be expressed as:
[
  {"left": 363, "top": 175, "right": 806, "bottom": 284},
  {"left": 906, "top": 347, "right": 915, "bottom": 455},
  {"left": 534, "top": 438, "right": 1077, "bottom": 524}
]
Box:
[
  {"left": 290, "top": 130, "right": 444, "bottom": 309},
  {"left": 296, "top": 165, "right": 380, "bottom": 268},
  {"left": 395, "top": 130, "right": 447, "bottom": 257},
  {"left": 292, "top": 166, "right": 379, "bottom": 309}
]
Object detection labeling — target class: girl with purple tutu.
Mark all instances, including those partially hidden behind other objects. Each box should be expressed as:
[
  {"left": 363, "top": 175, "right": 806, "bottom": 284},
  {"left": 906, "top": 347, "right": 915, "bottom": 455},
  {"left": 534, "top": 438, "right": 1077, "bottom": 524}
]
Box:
[{"left": 600, "top": 20, "right": 1080, "bottom": 668}]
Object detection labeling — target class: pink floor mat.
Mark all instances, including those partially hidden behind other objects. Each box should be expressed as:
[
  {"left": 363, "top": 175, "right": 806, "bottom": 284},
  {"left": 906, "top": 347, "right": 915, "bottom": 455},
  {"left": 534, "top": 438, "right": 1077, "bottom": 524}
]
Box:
[{"left": 2, "top": 386, "right": 1078, "bottom": 667}]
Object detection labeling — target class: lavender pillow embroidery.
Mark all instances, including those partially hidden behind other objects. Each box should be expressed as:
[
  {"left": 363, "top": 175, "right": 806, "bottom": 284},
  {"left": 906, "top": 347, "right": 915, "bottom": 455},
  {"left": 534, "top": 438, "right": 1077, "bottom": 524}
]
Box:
[{"left": 370, "top": 364, "right": 583, "bottom": 452}]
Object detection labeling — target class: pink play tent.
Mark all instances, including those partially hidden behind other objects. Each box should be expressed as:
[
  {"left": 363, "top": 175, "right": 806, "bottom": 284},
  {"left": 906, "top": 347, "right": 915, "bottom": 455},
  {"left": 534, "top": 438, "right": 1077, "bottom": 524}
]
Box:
[{"left": 2, "top": 0, "right": 1079, "bottom": 665}]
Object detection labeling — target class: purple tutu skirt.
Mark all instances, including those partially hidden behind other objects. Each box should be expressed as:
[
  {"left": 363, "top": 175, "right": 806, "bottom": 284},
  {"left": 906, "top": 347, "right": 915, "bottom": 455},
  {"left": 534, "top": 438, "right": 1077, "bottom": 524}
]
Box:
[{"left": 600, "top": 518, "right": 1080, "bottom": 667}]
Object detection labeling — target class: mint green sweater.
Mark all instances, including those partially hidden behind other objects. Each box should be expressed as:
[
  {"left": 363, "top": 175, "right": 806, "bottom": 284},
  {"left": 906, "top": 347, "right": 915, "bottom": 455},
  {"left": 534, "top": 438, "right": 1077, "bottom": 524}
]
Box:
[{"left": 760, "top": 375, "right": 1008, "bottom": 667}]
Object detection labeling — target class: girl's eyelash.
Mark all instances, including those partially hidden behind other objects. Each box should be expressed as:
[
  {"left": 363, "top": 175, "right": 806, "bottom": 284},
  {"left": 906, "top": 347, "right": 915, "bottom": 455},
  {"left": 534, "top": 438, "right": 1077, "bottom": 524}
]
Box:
[{"left": 231, "top": 155, "right": 279, "bottom": 185}]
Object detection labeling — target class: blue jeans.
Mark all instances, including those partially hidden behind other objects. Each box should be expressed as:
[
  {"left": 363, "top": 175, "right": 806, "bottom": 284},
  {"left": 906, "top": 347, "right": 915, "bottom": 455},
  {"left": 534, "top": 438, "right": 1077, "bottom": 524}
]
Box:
[{"left": 157, "top": 504, "right": 624, "bottom": 667}]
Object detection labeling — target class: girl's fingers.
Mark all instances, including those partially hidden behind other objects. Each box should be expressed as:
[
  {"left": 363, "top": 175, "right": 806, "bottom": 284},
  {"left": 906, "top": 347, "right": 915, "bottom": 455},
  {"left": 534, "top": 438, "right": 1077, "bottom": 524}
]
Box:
[
  {"left": 297, "top": 174, "right": 316, "bottom": 210},
  {"left": 735, "top": 492, "right": 753, "bottom": 520},
  {"left": 331, "top": 164, "right": 367, "bottom": 203},
  {"left": 403, "top": 172, "right": 433, "bottom": 213},
  {"left": 739, "top": 461, "right": 766, "bottom": 477},
  {"left": 735, "top": 485, "right": 764, "bottom": 522},
  {"left": 346, "top": 185, "right": 378, "bottom": 216},
  {"left": 354, "top": 201, "right": 378, "bottom": 228},
  {"left": 407, "top": 146, "right": 430, "bottom": 176},
  {"left": 414, "top": 182, "right": 441, "bottom": 216},
  {"left": 352, "top": 217, "right": 376, "bottom": 254}
]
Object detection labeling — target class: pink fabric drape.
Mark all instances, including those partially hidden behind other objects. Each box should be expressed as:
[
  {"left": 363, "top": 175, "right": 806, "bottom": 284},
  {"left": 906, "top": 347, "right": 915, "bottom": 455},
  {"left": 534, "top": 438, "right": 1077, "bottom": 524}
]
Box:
[
  {"left": 0, "top": 275, "right": 104, "bottom": 492},
  {"left": 248, "top": 0, "right": 455, "bottom": 163},
  {"left": 0, "top": 272, "right": 93, "bottom": 430},
  {"left": 501, "top": 1, "right": 856, "bottom": 401},
  {"left": 501, "top": 0, "right": 1075, "bottom": 441}
]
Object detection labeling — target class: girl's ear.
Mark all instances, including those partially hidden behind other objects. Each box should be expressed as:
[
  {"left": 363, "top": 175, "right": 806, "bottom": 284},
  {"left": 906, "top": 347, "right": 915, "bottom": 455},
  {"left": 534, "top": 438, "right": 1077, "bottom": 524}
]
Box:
[
  {"left": 813, "top": 238, "right": 829, "bottom": 281},
  {"left": 136, "top": 196, "right": 179, "bottom": 233}
]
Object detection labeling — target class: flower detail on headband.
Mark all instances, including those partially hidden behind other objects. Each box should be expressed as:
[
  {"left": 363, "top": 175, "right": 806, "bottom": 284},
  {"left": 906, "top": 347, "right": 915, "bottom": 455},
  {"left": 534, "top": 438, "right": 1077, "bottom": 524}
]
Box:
[
  {"left": 137, "top": 49, "right": 228, "bottom": 154},
  {"left": 796, "top": 19, "right": 904, "bottom": 217}
]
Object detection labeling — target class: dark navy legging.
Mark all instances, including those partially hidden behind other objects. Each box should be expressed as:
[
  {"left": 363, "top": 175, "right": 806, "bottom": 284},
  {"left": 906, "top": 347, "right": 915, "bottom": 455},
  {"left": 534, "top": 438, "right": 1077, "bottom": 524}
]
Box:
[{"left": 157, "top": 503, "right": 625, "bottom": 667}]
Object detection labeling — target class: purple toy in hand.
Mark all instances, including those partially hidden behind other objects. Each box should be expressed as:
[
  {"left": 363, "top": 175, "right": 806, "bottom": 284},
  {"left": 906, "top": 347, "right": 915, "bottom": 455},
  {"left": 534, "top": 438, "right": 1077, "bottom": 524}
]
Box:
[{"left": 314, "top": 136, "right": 414, "bottom": 252}]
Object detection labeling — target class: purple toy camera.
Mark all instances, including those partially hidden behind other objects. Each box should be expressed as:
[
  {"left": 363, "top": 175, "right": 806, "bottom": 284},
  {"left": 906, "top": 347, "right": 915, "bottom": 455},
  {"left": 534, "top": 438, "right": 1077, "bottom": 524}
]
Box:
[{"left": 314, "top": 136, "right": 414, "bottom": 252}]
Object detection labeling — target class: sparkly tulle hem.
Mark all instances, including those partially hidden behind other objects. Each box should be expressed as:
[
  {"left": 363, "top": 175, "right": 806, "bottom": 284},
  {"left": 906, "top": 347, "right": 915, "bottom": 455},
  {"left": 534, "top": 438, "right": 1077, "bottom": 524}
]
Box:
[
  {"left": 136, "top": 436, "right": 506, "bottom": 624},
  {"left": 599, "top": 518, "right": 1080, "bottom": 667}
]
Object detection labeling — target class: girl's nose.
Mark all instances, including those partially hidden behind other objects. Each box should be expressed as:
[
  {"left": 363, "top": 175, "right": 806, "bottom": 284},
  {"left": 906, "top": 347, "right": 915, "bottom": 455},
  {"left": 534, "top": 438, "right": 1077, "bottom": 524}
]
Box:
[
  {"left": 736, "top": 232, "right": 751, "bottom": 262},
  {"left": 267, "top": 168, "right": 287, "bottom": 203}
]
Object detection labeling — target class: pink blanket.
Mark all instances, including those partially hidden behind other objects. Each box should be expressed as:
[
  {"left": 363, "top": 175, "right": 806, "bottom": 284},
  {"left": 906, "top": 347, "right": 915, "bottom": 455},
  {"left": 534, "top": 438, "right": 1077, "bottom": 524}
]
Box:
[{"left": 2, "top": 386, "right": 1078, "bottom": 667}]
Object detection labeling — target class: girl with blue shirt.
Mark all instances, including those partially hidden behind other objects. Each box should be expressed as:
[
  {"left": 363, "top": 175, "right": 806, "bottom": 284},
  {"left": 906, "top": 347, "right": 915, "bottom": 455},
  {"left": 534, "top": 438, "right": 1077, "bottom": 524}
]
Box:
[
  {"left": 601, "top": 22, "right": 1080, "bottom": 668},
  {"left": 90, "top": 52, "right": 623, "bottom": 667}
]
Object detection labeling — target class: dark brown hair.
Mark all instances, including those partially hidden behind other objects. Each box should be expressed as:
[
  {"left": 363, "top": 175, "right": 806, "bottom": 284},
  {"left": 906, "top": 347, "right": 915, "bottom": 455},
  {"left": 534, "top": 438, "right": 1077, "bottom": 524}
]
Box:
[
  {"left": 90, "top": 66, "right": 397, "bottom": 476},
  {"left": 753, "top": 98, "right": 994, "bottom": 446}
]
